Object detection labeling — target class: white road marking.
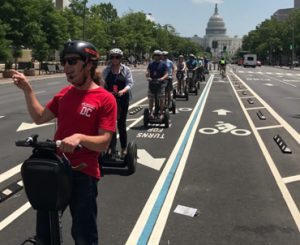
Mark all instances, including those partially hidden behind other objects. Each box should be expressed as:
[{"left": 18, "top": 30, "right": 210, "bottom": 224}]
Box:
[
  {"left": 0, "top": 202, "right": 31, "bottom": 231},
  {"left": 240, "top": 96, "right": 255, "bottom": 99},
  {"left": 263, "top": 74, "right": 297, "bottom": 88},
  {"left": 126, "top": 75, "right": 214, "bottom": 245},
  {"left": 256, "top": 125, "right": 283, "bottom": 131},
  {"left": 245, "top": 107, "right": 265, "bottom": 111},
  {"left": 235, "top": 74, "right": 300, "bottom": 144},
  {"left": 16, "top": 122, "right": 55, "bottom": 132},
  {"left": 0, "top": 116, "right": 4, "bottom": 119},
  {"left": 283, "top": 175, "right": 300, "bottom": 184},
  {"left": 35, "top": 90, "right": 46, "bottom": 94},
  {"left": 0, "top": 163, "right": 22, "bottom": 183},
  {"left": 230, "top": 74, "right": 300, "bottom": 232},
  {"left": 137, "top": 149, "right": 165, "bottom": 171}
]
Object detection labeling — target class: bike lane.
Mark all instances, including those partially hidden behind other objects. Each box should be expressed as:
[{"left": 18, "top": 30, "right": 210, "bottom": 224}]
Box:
[{"left": 155, "top": 73, "right": 300, "bottom": 245}]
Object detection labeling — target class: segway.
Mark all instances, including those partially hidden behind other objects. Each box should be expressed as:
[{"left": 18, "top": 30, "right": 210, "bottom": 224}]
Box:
[
  {"left": 100, "top": 141, "right": 137, "bottom": 175},
  {"left": 100, "top": 88, "right": 137, "bottom": 175},
  {"left": 173, "top": 71, "right": 188, "bottom": 101},
  {"left": 186, "top": 70, "right": 198, "bottom": 95},
  {"left": 144, "top": 79, "right": 170, "bottom": 128},
  {"left": 16, "top": 134, "right": 79, "bottom": 245}
]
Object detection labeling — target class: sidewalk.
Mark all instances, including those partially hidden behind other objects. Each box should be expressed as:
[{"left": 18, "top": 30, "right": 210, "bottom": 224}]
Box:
[
  {"left": 0, "top": 64, "right": 147, "bottom": 85},
  {"left": 0, "top": 72, "right": 66, "bottom": 84}
]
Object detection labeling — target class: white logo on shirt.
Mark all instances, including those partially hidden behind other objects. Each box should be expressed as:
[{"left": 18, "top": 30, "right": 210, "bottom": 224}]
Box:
[{"left": 80, "top": 103, "right": 95, "bottom": 118}]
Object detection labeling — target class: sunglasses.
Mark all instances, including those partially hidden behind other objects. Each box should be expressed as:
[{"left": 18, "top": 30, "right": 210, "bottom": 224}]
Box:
[
  {"left": 61, "top": 57, "right": 82, "bottom": 66},
  {"left": 110, "top": 56, "right": 121, "bottom": 60}
]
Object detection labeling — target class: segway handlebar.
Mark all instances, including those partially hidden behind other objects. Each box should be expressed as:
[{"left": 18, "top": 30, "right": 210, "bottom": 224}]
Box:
[{"left": 15, "top": 134, "right": 82, "bottom": 150}]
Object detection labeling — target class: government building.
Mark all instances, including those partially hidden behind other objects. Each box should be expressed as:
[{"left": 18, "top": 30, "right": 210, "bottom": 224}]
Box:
[{"left": 191, "top": 4, "right": 242, "bottom": 59}]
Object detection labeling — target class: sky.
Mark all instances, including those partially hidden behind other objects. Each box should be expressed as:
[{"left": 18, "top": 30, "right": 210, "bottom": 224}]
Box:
[{"left": 87, "top": 0, "right": 294, "bottom": 38}]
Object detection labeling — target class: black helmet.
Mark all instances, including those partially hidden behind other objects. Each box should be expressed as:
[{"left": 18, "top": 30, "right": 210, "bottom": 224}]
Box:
[{"left": 60, "top": 40, "right": 99, "bottom": 63}]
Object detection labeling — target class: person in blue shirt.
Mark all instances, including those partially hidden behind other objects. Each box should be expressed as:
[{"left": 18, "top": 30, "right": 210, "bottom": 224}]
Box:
[
  {"left": 162, "top": 51, "right": 175, "bottom": 108},
  {"left": 186, "top": 54, "right": 198, "bottom": 71},
  {"left": 146, "top": 50, "right": 168, "bottom": 119}
]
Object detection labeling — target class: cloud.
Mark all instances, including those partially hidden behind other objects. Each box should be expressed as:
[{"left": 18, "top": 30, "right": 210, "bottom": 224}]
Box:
[{"left": 192, "top": 0, "right": 224, "bottom": 4}]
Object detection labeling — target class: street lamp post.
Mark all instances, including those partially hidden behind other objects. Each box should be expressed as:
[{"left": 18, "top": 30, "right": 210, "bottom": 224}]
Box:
[{"left": 82, "top": 0, "right": 88, "bottom": 40}]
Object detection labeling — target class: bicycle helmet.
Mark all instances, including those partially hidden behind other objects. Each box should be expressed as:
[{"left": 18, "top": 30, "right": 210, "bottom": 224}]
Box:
[
  {"left": 109, "top": 48, "right": 123, "bottom": 57},
  {"left": 162, "top": 51, "right": 168, "bottom": 56},
  {"left": 153, "top": 50, "right": 162, "bottom": 56},
  {"left": 60, "top": 40, "right": 99, "bottom": 63}
]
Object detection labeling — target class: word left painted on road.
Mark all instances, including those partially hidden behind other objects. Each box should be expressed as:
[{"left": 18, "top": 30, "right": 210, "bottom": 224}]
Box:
[{"left": 136, "top": 128, "right": 166, "bottom": 139}]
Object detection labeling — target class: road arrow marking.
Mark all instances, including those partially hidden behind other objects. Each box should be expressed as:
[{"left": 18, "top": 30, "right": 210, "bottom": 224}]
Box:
[
  {"left": 213, "top": 109, "right": 232, "bottom": 116},
  {"left": 264, "top": 83, "right": 274, "bottom": 87},
  {"left": 137, "top": 149, "right": 165, "bottom": 171},
  {"left": 17, "top": 122, "right": 55, "bottom": 132}
]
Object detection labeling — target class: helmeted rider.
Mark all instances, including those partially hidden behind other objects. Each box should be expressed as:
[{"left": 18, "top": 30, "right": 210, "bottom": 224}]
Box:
[
  {"left": 12, "top": 40, "right": 117, "bottom": 245},
  {"left": 176, "top": 54, "right": 187, "bottom": 95},
  {"left": 146, "top": 50, "right": 168, "bottom": 119},
  {"left": 161, "top": 51, "right": 175, "bottom": 108},
  {"left": 102, "top": 48, "right": 134, "bottom": 158},
  {"left": 186, "top": 54, "right": 198, "bottom": 71},
  {"left": 219, "top": 56, "right": 227, "bottom": 75}
]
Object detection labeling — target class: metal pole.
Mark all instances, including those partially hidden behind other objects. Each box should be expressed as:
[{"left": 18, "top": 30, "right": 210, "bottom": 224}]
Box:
[{"left": 82, "top": 0, "right": 87, "bottom": 40}]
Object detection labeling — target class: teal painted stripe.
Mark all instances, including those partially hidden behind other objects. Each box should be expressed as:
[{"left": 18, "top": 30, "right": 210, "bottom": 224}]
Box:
[{"left": 137, "top": 76, "right": 214, "bottom": 244}]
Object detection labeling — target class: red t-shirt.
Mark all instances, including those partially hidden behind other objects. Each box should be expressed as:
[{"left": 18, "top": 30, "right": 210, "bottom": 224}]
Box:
[{"left": 46, "top": 85, "right": 117, "bottom": 179}]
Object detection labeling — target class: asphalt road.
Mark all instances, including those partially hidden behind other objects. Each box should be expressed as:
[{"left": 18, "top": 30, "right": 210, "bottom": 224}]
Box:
[{"left": 0, "top": 65, "right": 300, "bottom": 245}]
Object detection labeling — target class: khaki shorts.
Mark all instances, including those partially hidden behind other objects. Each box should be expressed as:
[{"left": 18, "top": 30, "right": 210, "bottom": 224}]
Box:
[{"left": 148, "top": 80, "right": 166, "bottom": 99}]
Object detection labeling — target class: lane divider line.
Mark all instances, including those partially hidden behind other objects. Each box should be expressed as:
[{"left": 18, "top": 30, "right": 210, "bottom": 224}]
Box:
[
  {"left": 0, "top": 202, "right": 31, "bottom": 231},
  {"left": 283, "top": 175, "right": 300, "bottom": 184},
  {"left": 229, "top": 73, "right": 300, "bottom": 232},
  {"left": 246, "top": 107, "right": 265, "bottom": 111},
  {"left": 256, "top": 125, "right": 283, "bottom": 131},
  {"left": 234, "top": 73, "right": 300, "bottom": 144},
  {"left": 125, "top": 75, "right": 214, "bottom": 245}
]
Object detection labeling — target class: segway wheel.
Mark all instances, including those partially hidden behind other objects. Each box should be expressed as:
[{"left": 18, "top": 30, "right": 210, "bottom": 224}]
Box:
[
  {"left": 125, "top": 142, "right": 137, "bottom": 175},
  {"left": 197, "top": 81, "right": 200, "bottom": 89},
  {"left": 173, "top": 89, "right": 177, "bottom": 99},
  {"left": 195, "top": 87, "right": 198, "bottom": 95},
  {"left": 184, "top": 86, "right": 189, "bottom": 101},
  {"left": 143, "top": 108, "right": 149, "bottom": 128},
  {"left": 171, "top": 99, "right": 176, "bottom": 114},
  {"left": 164, "top": 109, "right": 170, "bottom": 128}
]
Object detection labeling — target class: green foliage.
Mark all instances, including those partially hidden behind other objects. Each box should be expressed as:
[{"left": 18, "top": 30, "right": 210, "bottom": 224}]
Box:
[
  {"left": 0, "top": 1, "right": 202, "bottom": 63},
  {"left": 242, "top": 9, "right": 300, "bottom": 63}
]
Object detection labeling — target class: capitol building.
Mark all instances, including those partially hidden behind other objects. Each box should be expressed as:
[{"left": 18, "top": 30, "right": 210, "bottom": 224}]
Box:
[{"left": 191, "top": 4, "right": 242, "bottom": 59}]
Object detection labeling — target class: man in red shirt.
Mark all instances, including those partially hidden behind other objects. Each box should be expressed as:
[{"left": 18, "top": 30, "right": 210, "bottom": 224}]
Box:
[{"left": 12, "top": 40, "right": 117, "bottom": 245}]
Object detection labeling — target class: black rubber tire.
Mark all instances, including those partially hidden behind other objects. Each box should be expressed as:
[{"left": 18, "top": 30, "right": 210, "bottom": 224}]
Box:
[
  {"left": 164, "top": 109, "right": 170, "bottom": 128},
  {"left": 143, "top": 109, "right": 149, "bottom": 128},
  {"left": 125, "top": 142, "right": 137, "bottom": 175},
  {"left": 172, "top": 99, "right": 176, "bottom": 114}
]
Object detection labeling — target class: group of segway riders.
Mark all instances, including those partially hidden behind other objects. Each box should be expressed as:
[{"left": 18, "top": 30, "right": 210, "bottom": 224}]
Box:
[
  {"left": 12, "top": 39, "right": 209, "bottom": 244},
  {"left": 144, "top": 50, "right": 208, "bottom": 128}
]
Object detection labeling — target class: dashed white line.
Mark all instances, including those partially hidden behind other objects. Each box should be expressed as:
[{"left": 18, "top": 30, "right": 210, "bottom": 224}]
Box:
[
  {"left": 283, "top": 175, "right": 300, "bottom": 184},
  {"left": 0, "top": 163, "right": 22, "bottom": 184},
  {"left": 0, "top": 202, "right": 31, "bottom": 231},
  {"left": 245, "top": 107, "right": 265, "bottom": 111},
  {"left": 230, "top": 74, "right": 300, "bottom": 232},
  {"left": 256, "top": 125, "right": 283, "bottom": 131}
]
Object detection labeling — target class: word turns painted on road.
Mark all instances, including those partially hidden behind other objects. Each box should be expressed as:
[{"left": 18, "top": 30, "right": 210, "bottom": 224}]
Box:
[{"left": 136, "top": 127, "right": 166, "bottom": 139}]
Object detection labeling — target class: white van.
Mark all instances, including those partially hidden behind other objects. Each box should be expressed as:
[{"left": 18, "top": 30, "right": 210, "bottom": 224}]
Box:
[{"left": 243, "top": 54, "right": 257, "bottom": 68}]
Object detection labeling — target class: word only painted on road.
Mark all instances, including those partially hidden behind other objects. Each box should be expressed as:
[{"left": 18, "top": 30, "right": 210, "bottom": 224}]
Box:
[{"left": 136, "top": 127, "right": 166, "bottom": 139}]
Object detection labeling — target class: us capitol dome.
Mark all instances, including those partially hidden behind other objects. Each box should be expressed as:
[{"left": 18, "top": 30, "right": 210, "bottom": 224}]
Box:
[{"left": 191, "top": 4, "right": 242, "bottom": 59}]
